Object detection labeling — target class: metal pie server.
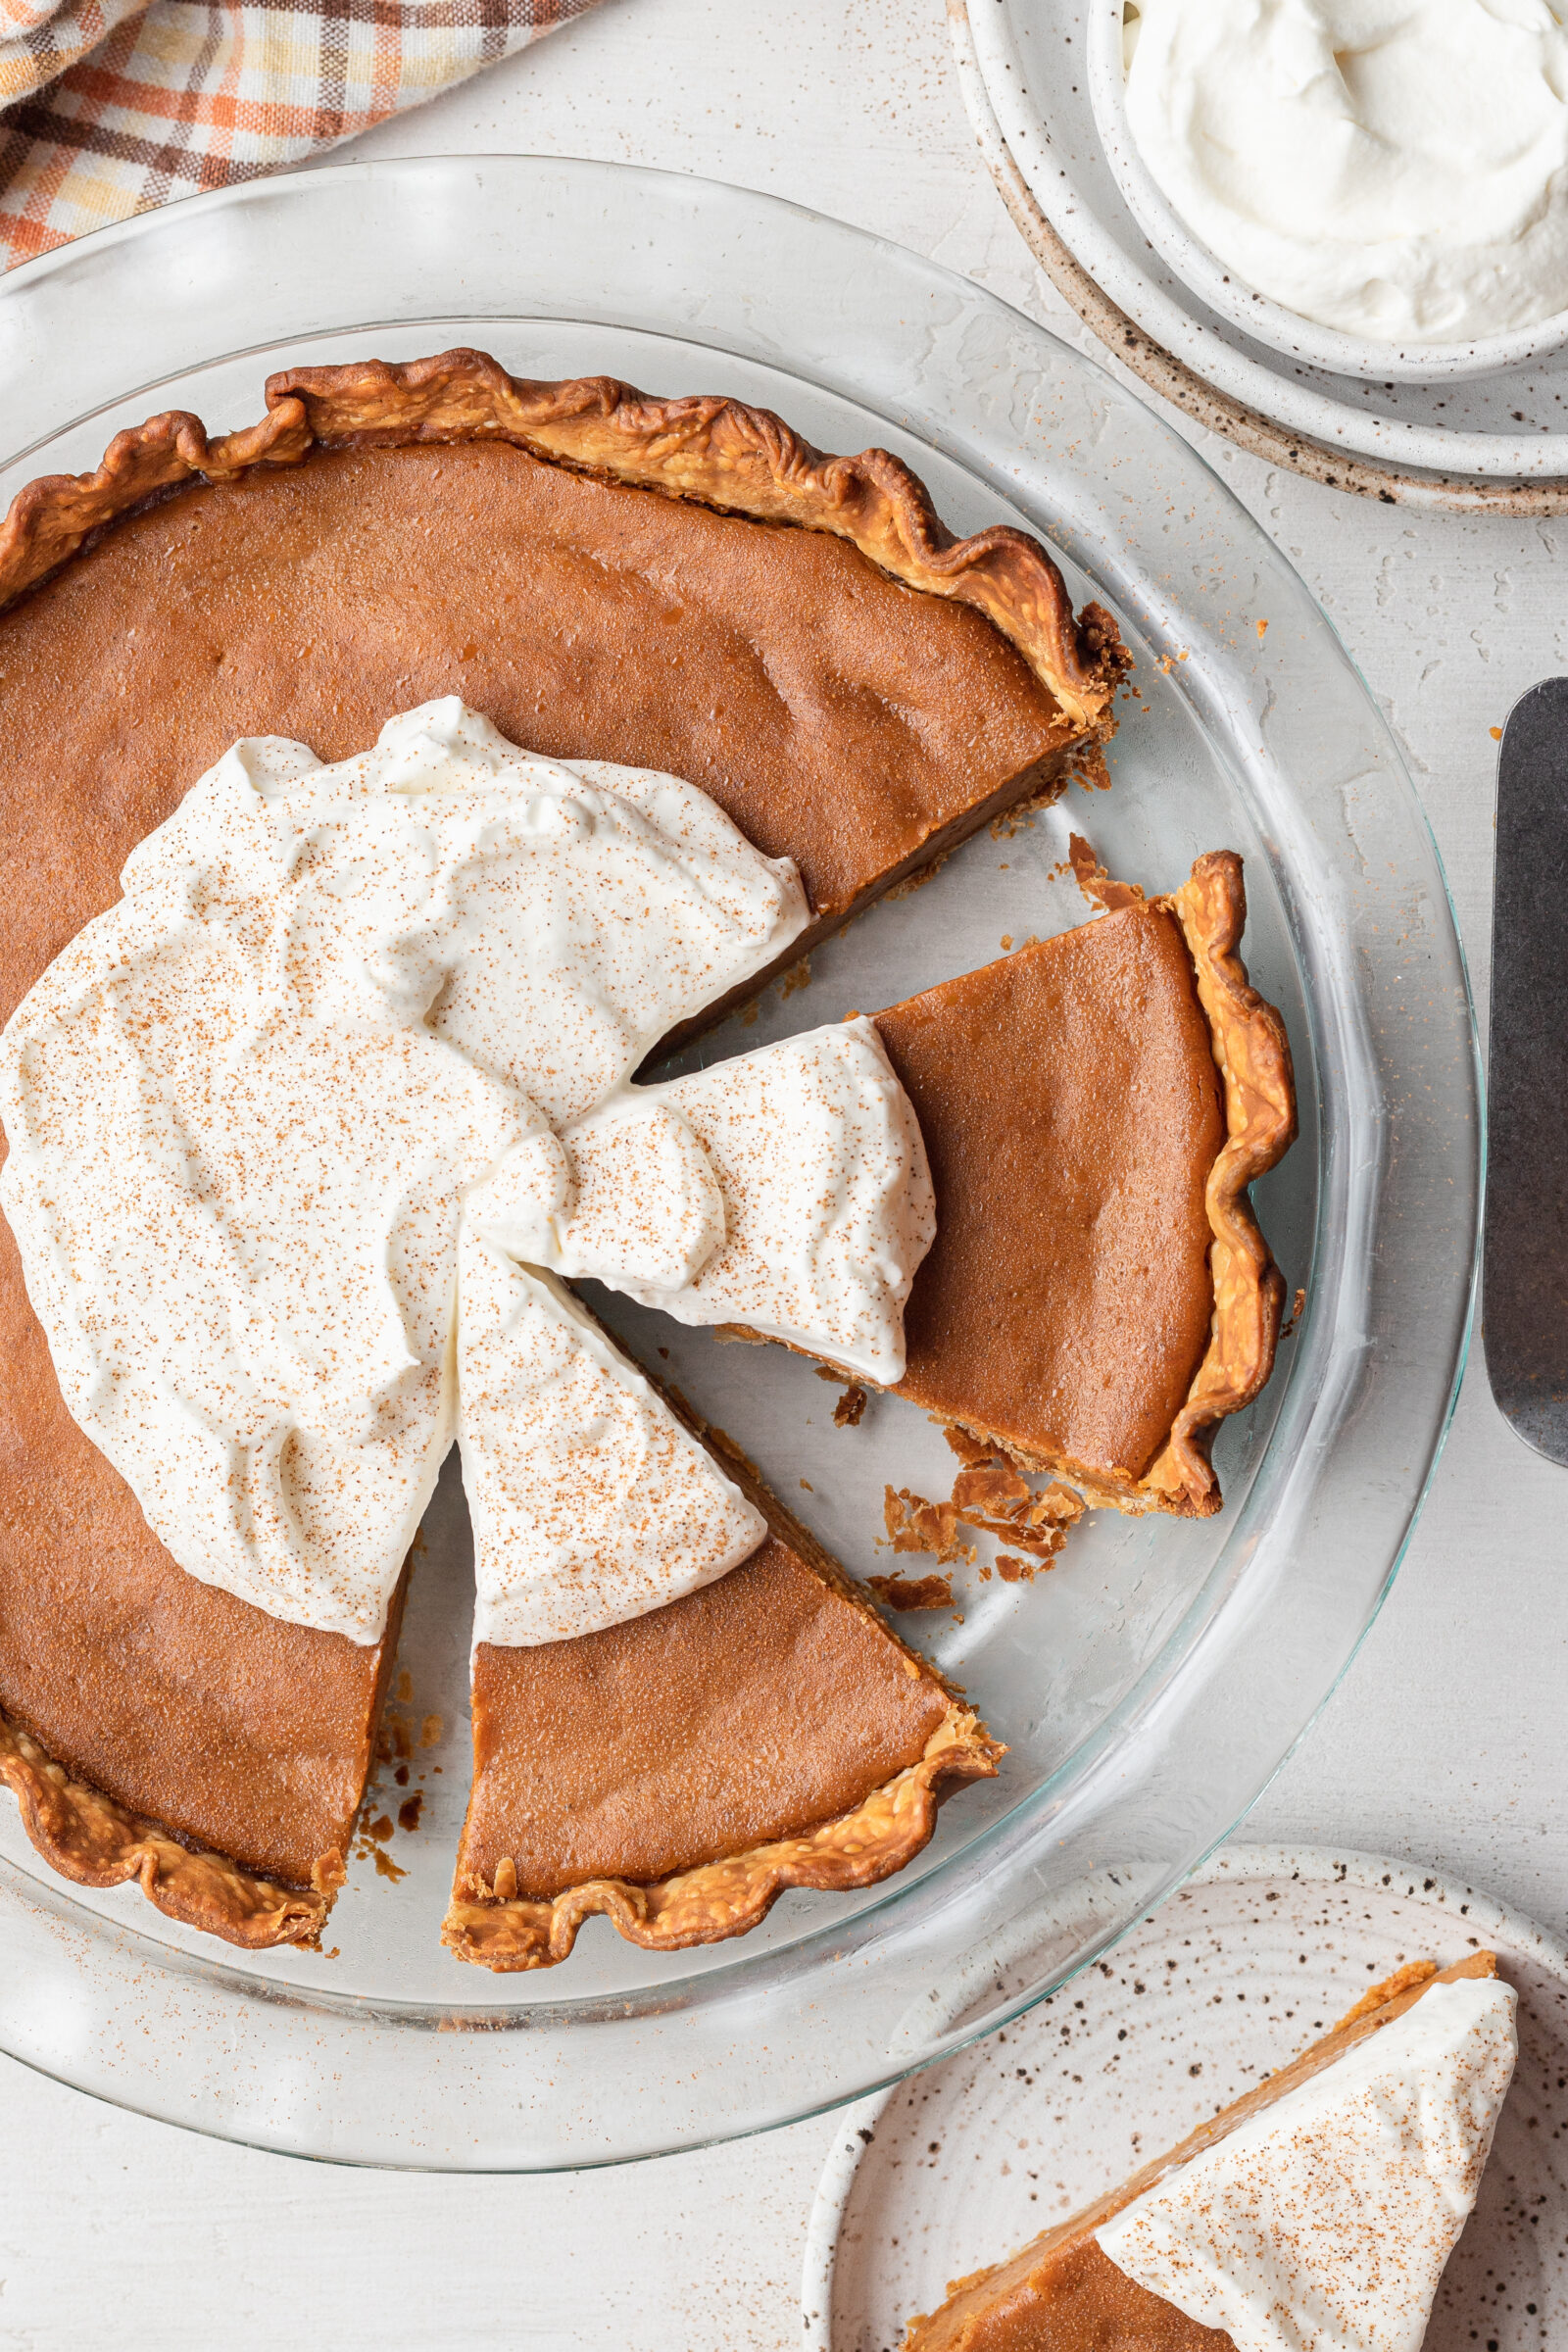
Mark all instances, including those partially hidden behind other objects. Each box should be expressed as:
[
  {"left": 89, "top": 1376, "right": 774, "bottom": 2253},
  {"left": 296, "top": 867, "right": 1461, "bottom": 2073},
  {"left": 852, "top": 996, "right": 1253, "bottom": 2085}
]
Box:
[{"left": 1484, "top": 677, "right": 1568, "bottom": 1463}]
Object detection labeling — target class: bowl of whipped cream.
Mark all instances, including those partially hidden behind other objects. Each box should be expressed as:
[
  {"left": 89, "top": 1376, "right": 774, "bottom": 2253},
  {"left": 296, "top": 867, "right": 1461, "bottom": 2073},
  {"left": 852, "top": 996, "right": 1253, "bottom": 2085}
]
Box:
[{"left": 1089, "top": 0, "right": 1568, "bottom": 382}]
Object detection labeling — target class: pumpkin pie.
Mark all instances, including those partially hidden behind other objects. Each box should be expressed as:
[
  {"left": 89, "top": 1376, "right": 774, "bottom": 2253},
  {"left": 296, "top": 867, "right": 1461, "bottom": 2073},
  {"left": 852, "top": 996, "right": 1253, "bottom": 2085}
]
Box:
[
  {"left": 903, "top": 1950, "right": 1514, "bottom": 2351},
  {"left": 445, "top": 1423, "right": 1000, "bottom": 1971},
  {"left": 0, "top": 351, "right": 1115, "bottom": 1951},
  {"left": 720, "top": 850, "right": 1297, "bottom": 1516}
]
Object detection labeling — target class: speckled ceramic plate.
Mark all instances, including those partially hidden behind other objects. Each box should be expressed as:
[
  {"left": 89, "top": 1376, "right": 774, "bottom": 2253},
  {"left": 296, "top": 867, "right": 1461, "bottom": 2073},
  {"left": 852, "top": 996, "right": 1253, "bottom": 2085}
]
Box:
[{"left": 802, "top": 1846, "right": 1568, "bottom": 2351}]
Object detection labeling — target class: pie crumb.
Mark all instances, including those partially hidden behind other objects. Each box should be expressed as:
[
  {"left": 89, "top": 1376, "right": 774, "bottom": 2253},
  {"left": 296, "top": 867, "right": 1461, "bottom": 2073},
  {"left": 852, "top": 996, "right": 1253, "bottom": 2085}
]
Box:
[{"left": 867, "top": 1571, "right": 955, "bottom": 1611}]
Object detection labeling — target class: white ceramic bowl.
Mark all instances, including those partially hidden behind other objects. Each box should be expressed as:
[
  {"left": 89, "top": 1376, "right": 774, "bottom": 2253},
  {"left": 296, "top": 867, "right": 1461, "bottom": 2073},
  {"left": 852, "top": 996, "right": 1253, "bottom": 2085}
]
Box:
[{"left": 1087, "top": 0, "right": 1568, "bottom": 385}]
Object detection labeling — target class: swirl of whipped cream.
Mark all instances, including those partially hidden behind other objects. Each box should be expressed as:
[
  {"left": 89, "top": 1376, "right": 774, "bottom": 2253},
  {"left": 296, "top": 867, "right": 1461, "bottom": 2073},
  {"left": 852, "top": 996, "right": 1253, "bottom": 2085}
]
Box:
[
  {"left": 0, "top": 700, "right": 935, "bottom": 1646},
  {"left": 1125, "top": 0, "right": 1568, "bottom": 344}
]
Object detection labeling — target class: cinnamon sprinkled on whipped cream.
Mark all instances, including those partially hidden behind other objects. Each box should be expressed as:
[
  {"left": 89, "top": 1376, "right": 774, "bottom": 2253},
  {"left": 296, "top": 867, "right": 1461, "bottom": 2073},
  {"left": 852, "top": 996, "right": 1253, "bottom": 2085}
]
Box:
[
  {"left": 0, "top": 700, "right": 934, "bottom": 1645},
  {"left": 1095, "top": 1975, "right": 1517, "bottom": 2352}
]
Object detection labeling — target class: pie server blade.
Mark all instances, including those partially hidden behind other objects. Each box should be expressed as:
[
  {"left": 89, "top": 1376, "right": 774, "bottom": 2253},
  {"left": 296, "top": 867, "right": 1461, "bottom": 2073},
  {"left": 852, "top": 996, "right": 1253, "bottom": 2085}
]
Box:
[{"left": 1483, "top": 676, "right": 1568, "bottom": 1464}]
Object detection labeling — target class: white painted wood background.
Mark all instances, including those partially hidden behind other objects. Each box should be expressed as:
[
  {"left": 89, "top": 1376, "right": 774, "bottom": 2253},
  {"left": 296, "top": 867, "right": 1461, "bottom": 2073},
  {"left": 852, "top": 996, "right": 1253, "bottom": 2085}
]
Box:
[{"left": 2, "top": 4, "right": 1564, "bottom": 2344}]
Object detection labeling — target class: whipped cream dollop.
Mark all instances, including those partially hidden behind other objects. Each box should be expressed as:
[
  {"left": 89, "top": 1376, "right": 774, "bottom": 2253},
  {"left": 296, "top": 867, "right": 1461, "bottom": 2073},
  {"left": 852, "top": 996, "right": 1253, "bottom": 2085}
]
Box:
[
  {"left": 1125, "top": 0, "right": 1568, "bottom": 343},
  {"left": 1096, "top": 1975, "right": 1518, "bottom": 2352},
  {"left": 0, "top": 699, "right": 935, "bottom": 1645},
  {"left": 540, "top": 1022, "right": 934, "bottom": 1382}
]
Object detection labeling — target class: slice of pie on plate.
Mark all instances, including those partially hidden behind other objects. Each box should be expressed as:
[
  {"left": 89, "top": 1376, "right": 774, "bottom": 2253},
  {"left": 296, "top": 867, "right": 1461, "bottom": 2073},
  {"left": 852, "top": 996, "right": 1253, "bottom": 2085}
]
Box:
[
  {"left": 0, "top": 356, "right": 1119, "bottom": 1951},
  {"left": 903, "top": 1951, "right": 1516, "bottom": 2351}
]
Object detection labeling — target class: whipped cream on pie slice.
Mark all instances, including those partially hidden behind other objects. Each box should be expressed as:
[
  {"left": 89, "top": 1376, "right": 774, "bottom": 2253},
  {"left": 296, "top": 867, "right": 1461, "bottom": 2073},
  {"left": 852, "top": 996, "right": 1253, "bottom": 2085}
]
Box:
[
  {"left": 1095, "top": 1975, "right": 1518, "bottom": 2352},
  {"left": 458, "top": 1238, "right": 764, "bottom": 1647},
  {"left": 0, "top": 698, "right": 934, "bottom": 1643},
  {"left": 529, "top": 1021, "right": 934, "bottom": 1384}
]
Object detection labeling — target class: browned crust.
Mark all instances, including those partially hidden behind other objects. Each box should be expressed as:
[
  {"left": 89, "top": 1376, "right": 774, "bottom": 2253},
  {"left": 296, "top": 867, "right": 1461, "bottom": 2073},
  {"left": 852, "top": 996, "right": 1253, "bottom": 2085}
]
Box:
[
  {"left": 0, "top": 1707, "right": 329, "bottom": 1950},
  {"left": 0, "top": 403, "right": 315, "bottom": 612},
  {"left": 1139, "top": 851, "right": 1298, "bottom": 1514},
  {"left": 0, "top": 349, "right": 1126, "bottom": 740},
  {"left": 903, "top": 1950, "right": 1499, "bottom": 2350},
  {"left": 442, "top": 1701, "right": 1002, "bottom": 1973},
  {"left": 0, "top": 1550, "right": 413, "bottom": 1951}
]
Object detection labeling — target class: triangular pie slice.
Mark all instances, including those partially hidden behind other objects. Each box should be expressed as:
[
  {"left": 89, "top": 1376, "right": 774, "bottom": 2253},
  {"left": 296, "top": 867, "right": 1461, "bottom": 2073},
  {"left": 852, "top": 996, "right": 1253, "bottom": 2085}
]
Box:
[
  {"left": 0, "top": 354, "right": 1109, "bottom": 1948},
  {"left": 904, "top": 1951, "right": 1516, "bottom": 2351},
  {"left": 878, "top": 851, "right": 1298, "bottom": 1515},
  {"left": 720, "top": 851, "right": 1297, "bottom": 1516},
  {"left": 445, "top": 1411, "right": 1001, "bottom": 1971}
]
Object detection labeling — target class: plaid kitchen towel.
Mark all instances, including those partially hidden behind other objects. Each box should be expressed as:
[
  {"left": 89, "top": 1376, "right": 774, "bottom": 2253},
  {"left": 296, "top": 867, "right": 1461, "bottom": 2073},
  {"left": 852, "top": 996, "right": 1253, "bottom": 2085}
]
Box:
[{"left": 0, "top": 0, "right": 604, "bottom": 270}]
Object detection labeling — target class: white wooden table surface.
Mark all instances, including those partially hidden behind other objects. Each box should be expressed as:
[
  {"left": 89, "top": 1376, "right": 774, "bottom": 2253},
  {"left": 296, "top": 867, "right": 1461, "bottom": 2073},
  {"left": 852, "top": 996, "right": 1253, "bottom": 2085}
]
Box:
[{"left": 3, "top": 5, "right": 1564, "bottom": 2345}]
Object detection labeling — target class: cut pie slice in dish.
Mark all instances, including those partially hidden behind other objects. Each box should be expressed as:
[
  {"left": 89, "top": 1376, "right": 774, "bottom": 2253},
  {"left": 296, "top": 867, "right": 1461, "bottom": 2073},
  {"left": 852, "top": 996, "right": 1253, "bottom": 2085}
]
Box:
[
  {"left": 441, "top": 848, "right": 1295, "bottom": 1967},
  {"left": 904, "top": 1951, "right": 1516, "bottom": 2352},
  {"left": 878, "top": 850, "right": 1298, "bottom": 1515},
  {"left": 445, "top": 1395, "right": 1000, "bottom": 1971},
  {"left": 718, "top": 851, "right": 1298, "bottom": 1517},
  {"left": 0, "top": 353, "right": 1115, "bottom": 1951}
]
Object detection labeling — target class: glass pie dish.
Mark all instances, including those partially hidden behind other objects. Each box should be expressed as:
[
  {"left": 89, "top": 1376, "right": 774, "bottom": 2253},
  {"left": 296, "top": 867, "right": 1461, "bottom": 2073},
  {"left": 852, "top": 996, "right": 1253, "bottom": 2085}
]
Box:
[{"left": 0, "top": 155, "right": 1478, "bottom": 2168}]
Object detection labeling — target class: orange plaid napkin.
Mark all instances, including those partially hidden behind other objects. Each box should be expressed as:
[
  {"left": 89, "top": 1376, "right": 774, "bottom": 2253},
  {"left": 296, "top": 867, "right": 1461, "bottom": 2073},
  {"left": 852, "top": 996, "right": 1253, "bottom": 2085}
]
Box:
[{"left": 0, "top": 0, "right": 603, "bottom": 271}]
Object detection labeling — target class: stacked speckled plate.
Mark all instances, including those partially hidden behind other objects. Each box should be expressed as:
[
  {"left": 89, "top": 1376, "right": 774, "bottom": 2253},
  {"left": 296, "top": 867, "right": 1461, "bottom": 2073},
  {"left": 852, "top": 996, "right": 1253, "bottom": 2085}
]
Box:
[{"left": 950, "top": 0, "right": 1568, "bottom": 511}]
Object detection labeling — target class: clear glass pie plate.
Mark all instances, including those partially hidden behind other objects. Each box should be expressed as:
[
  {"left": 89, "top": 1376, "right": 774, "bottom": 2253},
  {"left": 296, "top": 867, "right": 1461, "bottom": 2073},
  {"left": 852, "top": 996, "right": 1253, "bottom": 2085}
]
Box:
[{"left": 0, "top": 156, "right": 1478, "bottom": 2168}]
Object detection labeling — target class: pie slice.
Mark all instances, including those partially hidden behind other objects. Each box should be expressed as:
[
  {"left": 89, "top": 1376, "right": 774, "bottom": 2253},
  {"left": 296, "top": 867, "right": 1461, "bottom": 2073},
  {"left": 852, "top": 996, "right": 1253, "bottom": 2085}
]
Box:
[
  {"left": 446, "top": 1501, "right": 1001, "bottom": 1971},
  {"left": 0, "top": 353, "right": 1107, "bottom": 1948},
  {"left": 877, "top": 851, "right": 1297, "bottom": 1515},
  {"left": 443, "top": 1241, "right": 1000, "bottom": 1970},
  {"left": 904, "top": 1951, "right": 1516, "bottom": 2351},
  {"left": 722, "top": 851, "right": 1297, "bottom": 1516}
]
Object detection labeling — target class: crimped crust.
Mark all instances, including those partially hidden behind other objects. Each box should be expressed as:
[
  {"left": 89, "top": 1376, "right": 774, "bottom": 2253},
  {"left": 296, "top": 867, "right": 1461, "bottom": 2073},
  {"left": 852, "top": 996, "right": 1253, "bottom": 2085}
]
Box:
[
  {"left": 443, "top": 1702, "right": 1002, "bottom": 1973},
  {"left": 0, "top": 1707, "right": 330, "bottom": 1950},
  {"left": 0, "top": 348, "right": 1126, "bottom": 739},
  {"left": 0, "top": 404, "right": 315, "bottom": 612},
  {"left": 1144, "top": 851, "right": 1298, "bottom": 1514}
]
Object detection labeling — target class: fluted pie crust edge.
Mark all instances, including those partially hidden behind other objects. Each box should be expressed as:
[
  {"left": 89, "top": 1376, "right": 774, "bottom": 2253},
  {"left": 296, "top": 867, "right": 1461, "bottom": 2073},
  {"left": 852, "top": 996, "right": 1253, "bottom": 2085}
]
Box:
[
  {"left": 0, "top": 347, "right": 1128, "bottom": 739},
  {"left": 442, "top": 1702, "right": 1003, "bottom": 1973},
  {"left": 1138, "top": 850, "right": 1298, "bottom": 1515},
  {"left": 0, "top": 1707, "right": 333, "bottom": 1948}
]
